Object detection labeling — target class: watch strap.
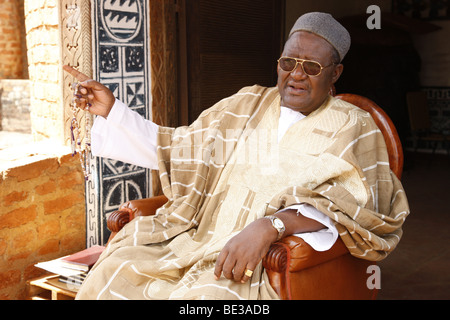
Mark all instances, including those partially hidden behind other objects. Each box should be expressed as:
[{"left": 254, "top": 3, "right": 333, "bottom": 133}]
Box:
[{"left": 265, "top": 216, "right": 285, "bottom": 241}]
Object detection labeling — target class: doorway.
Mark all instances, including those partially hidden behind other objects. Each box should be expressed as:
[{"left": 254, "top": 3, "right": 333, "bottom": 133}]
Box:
[{"left": 177, "top": 0, "right": 285, "bottom": 125}]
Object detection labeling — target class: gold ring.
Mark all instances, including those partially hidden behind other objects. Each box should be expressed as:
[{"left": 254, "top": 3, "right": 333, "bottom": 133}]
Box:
[{"left": 244, "top": 269, "right": 253, "bottom": 277}]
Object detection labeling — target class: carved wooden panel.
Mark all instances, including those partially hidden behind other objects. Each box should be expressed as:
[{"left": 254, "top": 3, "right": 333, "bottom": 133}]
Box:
[
  {"left": 86, "top": 0, "right": 152, "bottom": 246},
  {"left": 59, "top": 0, "right": 179, "bottom": 245},
  {"left": 59, "top": 0, "right": 99, "bottom": 246},
  {"left": 60, "top": 0, "right": 92, "bottom": 148},
  {"left": 149, "top": 0, "right": 179, "bottom": 128}
]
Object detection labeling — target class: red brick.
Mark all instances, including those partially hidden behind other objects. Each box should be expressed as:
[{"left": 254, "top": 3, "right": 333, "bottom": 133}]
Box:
[
  {"left": 35, "top": 180, "right": 57, "bottom": 195},
  {"left": 3, "top": 191, "right": 28, "bottom": 206},
  {"left": 0, "top": 270, "right": 21, "bottom": 290},
  {"left": 59, "top": 171, "right": 84, "bottom": 189},
  {"left": 60, "top": 232, "right": 85, "bottom": 254},
  {"left": 0, "top": 239, "right": 7, "bottom": 255},
  {"left": 0, "top": 293, "right": 11, "bottom": 300},
  {"left": 2, "top": 28, "right": 15, "bottom": 35},
  {"left": 24, "top": 264, "right": 47, "bottom": 280},
  {"left": 37, "top": 239, "right": 59, "bottom": 256},
  {"left": 5, "top": 158, "right": 59, "bottom": 182},
  {"left": 59, "top": 153, "right": 78, "bottom": 165},
  {"left": 13, "top": 231, "right": 35, "bottom": 250},
  {"left": 9, "top": 250, "right": 32, "bottom": 262},
  {"left": 37, "top": 220, "right": 60, "bottom": 240},
  {"left": 64, "top": 211, "right": 85, "bottom": 230},
  {"left": 43, "top": 193, "right": 84, "bottom": 214},
  {"left": 0, "top": 206, "right": 37, "bottom": 229}
]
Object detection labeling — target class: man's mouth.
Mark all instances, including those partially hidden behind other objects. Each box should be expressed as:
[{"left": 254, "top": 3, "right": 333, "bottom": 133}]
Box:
[{"left": 287, "top": 83, "right": 308, "bottom": 95}]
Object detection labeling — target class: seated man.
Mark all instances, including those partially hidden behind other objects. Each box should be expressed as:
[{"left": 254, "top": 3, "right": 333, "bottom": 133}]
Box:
[{"left": 64, "top": 12, "right": 409, "bottom": 300}]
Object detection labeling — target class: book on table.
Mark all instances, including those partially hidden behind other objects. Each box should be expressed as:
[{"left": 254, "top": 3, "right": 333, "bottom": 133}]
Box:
[
  {"left": 35, "top": 245, "right": 105, "bottom": 288},
  {"left": 60, "top": 245, "right": 105, "bottom": 271}
]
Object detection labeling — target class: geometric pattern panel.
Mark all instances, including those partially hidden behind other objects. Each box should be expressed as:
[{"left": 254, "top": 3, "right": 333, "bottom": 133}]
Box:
[
  {"left": 405, "top": 87, "right": 450, "bottom": 153},
  {"left": 424, "top": 87, "right": 450, "bottom": 135},
  {"left": 393, "top": 0, "right": 450, "bottom": 20},
  {"left": 88, "top": 0, "right": 151, "bottom": 246}
]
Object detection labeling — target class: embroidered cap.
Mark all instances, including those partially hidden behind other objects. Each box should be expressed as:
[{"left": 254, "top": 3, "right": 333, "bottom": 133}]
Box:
[{"left": 289, "top": 12, "right": 351, "bottom": 62}]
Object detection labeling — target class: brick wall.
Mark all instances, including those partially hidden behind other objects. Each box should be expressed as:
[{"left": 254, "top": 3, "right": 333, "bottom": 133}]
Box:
[
  {"left": 0, "top": 151, "right": 86, "bottom": 300},
  {"left": 24, "top": 0, "right": 63, "bottom": 143},
  {"left": 0, "top": 0, "right": 28, "bottom": 79}
]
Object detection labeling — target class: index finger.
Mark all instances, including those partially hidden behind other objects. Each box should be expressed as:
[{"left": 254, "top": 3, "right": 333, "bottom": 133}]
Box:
[
  {"left": 214, "top": 250, "right": 229, "bottom": 280},
  {"left": 63, "top": 65, "right": 90, "bottom": 82}
]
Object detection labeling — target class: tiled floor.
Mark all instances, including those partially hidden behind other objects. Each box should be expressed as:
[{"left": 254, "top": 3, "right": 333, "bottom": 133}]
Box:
[{"left": 377, "top": 152, "right": 450, "bottom": 300}]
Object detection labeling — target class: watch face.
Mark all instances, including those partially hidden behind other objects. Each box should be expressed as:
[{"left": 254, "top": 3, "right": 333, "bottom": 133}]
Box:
[{"left": 274, "top": 218, "right": 284, "bottom": 229}]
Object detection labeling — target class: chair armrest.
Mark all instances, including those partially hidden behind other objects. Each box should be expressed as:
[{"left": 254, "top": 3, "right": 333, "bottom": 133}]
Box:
[
  {"left": 119, "top": 195, "right": 169, "bottom": 220},
  {"left": 107, "top": 209, "right": 132, "bottom": 233},
  {"left": 263, "top": 235, "right": 349, "bottom": 273},
  {"left": 107, "top": 195, "right": 168, "bottom": 234}
]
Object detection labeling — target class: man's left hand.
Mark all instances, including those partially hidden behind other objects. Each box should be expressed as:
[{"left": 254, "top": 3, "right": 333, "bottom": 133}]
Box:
[{"left": 214, "top": 218, "right": 278, "bottom": 283}]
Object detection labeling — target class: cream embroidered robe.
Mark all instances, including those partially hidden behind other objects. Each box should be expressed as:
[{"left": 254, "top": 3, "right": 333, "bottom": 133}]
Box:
[{"left": 76, "top": 86, "right": 409, "bottom": 300}]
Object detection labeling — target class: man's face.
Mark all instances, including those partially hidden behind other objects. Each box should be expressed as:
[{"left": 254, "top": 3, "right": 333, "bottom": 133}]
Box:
[{"left": 277, "top": 31, "right": 343, "bottom": 115}]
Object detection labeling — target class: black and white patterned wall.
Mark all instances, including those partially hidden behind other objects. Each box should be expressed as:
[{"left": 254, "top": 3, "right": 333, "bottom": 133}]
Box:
[
  {"left": 393, "top": 0, "right": 450, "bottom": 20},
  {"left": 425, "top": 87, "right": 450, "bottom": 135},
  {"left": 87, "top": 0, "right": 151, "bottom": 246}
]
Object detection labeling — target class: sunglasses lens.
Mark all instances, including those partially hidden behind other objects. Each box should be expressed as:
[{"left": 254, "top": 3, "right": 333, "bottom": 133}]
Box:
[
  {"left": 279, "top": 58, "right": 323, "bottom": 76},
  {"left": 303, "top": 61, "right": 322, "bottom": 76},
  {"left": 279, "top": 58, "right": 297, "bottom": 72}
]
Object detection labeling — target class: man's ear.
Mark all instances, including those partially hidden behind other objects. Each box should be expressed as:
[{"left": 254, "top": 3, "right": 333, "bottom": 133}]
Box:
[{"left": 331, "top": 64, "right": 344, "bottom": 84}]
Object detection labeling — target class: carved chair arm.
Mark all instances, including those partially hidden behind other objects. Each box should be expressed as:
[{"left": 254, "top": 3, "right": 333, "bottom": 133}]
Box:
[
  {"left": 107, "top": 209, "right": 132, "bottom": 233},
  {"left": 263, "top": 235, "right": 349, "bottom": 273},
  {"left": 106, "top": 195, "right": 169, "bottom": 238}
]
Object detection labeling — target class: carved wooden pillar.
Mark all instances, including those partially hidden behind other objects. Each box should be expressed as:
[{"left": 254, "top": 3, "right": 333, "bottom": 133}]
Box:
[
  {"left": 149, "top": 0, "right": 179, "bottom": 128},
  {"left": 149, "top": 0, "right": 179, "bottom": 196},
  {"left": 59, "top": 0, "right": 92, "bottom": 148}
]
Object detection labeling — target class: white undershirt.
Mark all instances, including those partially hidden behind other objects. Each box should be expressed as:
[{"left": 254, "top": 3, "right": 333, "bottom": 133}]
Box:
[{"left": 91, "top": 100, "right": 338, "bottom": 251}]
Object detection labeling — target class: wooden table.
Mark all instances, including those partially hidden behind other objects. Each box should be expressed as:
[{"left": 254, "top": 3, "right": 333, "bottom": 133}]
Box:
[{"left": 27, "top": 275, "right": 78, "bottom": 300}]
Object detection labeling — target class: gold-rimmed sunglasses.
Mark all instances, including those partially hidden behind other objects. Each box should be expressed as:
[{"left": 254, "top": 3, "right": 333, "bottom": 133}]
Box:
[{"left": 278, "top": 56, "right": 335, "bottom": 77}]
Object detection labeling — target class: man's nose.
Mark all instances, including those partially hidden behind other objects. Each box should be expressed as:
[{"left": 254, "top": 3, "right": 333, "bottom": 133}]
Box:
[{"left": 290, "top": 63, "right": 308, "bottom": 80}]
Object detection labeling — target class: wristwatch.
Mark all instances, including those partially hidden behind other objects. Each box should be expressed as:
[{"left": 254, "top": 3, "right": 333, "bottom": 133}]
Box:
[{"left": 265, "top": 216, "right": 285, "bottom": 241}]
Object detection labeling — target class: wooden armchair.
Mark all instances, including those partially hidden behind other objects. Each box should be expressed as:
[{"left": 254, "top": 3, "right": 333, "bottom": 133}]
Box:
[{"left": 107, "top": 94, "right": 403, "bottom": 300}]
